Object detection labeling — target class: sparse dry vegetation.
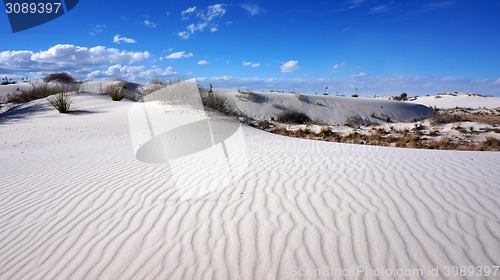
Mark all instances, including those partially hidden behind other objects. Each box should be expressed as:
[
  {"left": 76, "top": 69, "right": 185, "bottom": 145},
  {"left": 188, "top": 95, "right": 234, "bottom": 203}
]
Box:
[
  {"left": 43, "top": 72, "right": 75, "bottom": 83},
  {"left": 201, "top": 94, "right": 237, "bottom": 116},
  {"left": 105, "top": 83, "right": 125, "bottom": 101},
  {"left": 275, "top": 110, "right": 312, "bottom": 124},
  {"left": 7, "top": 83, "right": 79, "bottom": 104},
  {"left": 47, "top": 92, "right": 73, "bottom": 113}
]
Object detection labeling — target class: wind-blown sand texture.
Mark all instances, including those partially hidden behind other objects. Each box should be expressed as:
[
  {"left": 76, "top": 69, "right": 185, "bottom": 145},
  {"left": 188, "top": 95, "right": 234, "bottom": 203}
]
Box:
[{"left": 0, "top": 83, "right": 499, "bottom": 279}]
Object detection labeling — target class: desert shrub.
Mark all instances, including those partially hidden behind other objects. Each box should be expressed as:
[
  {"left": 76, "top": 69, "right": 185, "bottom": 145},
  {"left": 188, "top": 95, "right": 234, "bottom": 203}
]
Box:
[
  {"left": 47, "top": 92, "right": 73, "bottom": 113},
  {"left": 144, "top": 83, "right": 167, "bottom": 95},
  {"left": 43, "top": 72, "right": 75, "bottom": 83},
  {"left": 201, "top": 94, "right": 236, "bottom": 115},
  {"left": 344, "top": 115, "right": 364, "bottom": 127},
  {"left": 7, "top": 83, "right": 78, "bottom": 103},
  {"left": 258, "top": 119, "right": 271, "bottom": 129},
  {"left": 393, "top": 92, "right": 408, "bottom": 101},
  {"left": 475, "top": 137, "right": 500, "bottom": 151},
  {"left": 150, "top": 79, "right": 165, "bottom": 85},
  {"left": 275, "top": 110, "right": 312, "bottom": 124},
  {"left": 105, "top": 83, "right": 125, "bottom": 101},
  {"left": 319, "top": 126, "right": 335, "bottom": 137},
  {"left": 431, "top": 111, "right": 458, "bottom": 124}
]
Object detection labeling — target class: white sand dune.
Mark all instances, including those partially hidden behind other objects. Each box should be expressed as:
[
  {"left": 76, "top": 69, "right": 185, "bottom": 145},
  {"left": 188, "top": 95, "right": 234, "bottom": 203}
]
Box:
[
  {"left": 0, "top": 82, "right": 499, "bottom": 279},
  {"left": 216, "top": 89, "right": 432, "bottom": 125},
  {"left": 411, "top": 93, "right": 500, "bottom": 109}
]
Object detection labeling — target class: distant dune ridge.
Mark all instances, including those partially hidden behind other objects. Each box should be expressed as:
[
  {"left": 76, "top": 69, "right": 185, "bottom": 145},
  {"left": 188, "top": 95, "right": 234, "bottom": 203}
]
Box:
[{"left": 0, "top": 80, "right": 499, "bottom": 279}]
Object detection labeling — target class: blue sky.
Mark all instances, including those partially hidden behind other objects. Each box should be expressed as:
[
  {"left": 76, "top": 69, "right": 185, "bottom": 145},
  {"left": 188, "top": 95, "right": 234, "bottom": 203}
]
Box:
[{"left": 1, "top": 0, "right": 499, "bottom": 96}]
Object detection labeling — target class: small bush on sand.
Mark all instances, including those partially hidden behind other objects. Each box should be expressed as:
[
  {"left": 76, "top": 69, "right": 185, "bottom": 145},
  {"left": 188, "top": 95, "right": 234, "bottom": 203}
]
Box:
[
  {"left": 43, "top": 72, "right": 75, "bottom": 83},
  {"left": 344, "top": 115, "right": 364, "bottom": 127},
  {"left": 431, "top": 111, "right": 458, "bottom": 124},
  {"left": 201, "top": 94, "right": 236, "bottom": 116},
  {"left": 47, "top": 92, "right": 73, "bottom": 113},
  {"left": 105, "top": 83, "right": 125, "bottom": 101},
  {"left": 258, "top": 119, "right": 271, "bottom": 129},
  {"left": 276, "top": 110, "right": 312, "bottom": 124}
]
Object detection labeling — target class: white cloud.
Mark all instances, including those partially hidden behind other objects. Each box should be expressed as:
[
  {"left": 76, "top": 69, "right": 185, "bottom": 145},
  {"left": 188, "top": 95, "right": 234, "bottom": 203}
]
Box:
[
  {"left": 178, "top": 31, "right": 190, "bottom": 40},
  {"left": 351, "top": 72, "right": 367, "bottom": 78},
  {"left": 198, "top": 60, "right": 208, "bottom": 65},
  {"left": 241, "top": 4, "right": 262, "bottom": 16},
  {"left": 87, "top": 64, "right": 176, "bottom": 81},
  {"left": 281, "top": 60, "right": 300, "bottom": 73},
  {"left": 0, "top": 44, "right": 150, "bottom": 72},
  {"left": 242, "top": 60, "right": 260, "bottom": 68},
  {"left": 178, "top": 4, "right": 227, "bottom": 39},
  {"left": 369, "top": 4, "right": 391, "bottom": 14},
  {"left": 201, "top": 4, "right": 227, "bottom": 21},
  {"left": 90, "top": 24, "right": 106, "bottom": 36},
  {"left": 333, "top": 63, "right": 345, "bottom": 70},
  {"left": 143, "top": 19, "right": 157, "bottom": 28},
  {"left": 347, "top": 0, "right": 364, "bottom": 9},
  {"left": 166, "top": 51, "right": 194, "bottom": 59},
  {"left": 113, "top": 34, "right": 137, "bottom": 44},
  {"left": 422, "top": 1, "right": 455, "bottom": 10},
  {"left": 181, "top": 6, "right": 197, "bottom": 19}
]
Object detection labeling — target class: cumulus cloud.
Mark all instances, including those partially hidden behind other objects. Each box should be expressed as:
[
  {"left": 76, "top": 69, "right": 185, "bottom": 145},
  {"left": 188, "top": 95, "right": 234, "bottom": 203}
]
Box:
[
  {"left": 113, "top": 34, "right": 137, "bottom": 44},
  {"left": 241, "top": 4, "right": 262, "bottom": 16},
  {"left": 178, "top": 4, "right": 227, "bottom": 39},
  {"left": 242, "top": 60, "right": 260, "bottom": 68},
  {"left": 87, "top": 64, "right": 176, "bottom": 81},
  {"left": 281, "top": 60, "right": 300, "bottom": 73},
  {"left": 0, "top": 44, "right": 150, "bottom": 72},
  {"left": 166, "top": 51, "right": 194, "bottom": 59},
  {"left": 198, "top": 60, "right": 208, "bottom": 65}
]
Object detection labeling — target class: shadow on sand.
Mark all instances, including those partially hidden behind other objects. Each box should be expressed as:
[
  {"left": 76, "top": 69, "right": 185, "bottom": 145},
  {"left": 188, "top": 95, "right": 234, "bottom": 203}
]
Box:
[{"left": 0, "top": 104, "right": 101, "bottom": 125}]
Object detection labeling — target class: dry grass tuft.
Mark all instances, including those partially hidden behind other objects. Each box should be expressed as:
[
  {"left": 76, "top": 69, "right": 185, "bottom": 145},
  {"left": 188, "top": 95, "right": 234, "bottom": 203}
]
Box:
[{"left": 47, "top": 92, "right": 73, "bottom": 113}]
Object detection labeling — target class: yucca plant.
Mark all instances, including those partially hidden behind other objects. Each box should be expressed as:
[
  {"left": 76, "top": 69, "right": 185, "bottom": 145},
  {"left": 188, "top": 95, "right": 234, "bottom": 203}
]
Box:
[
  {"left": 105, "top": 84, "right": 125, "bottom": 101},
  {"left": 47, "top": 92, "right": 73, "bottom": 113}
]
